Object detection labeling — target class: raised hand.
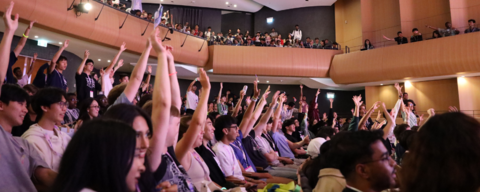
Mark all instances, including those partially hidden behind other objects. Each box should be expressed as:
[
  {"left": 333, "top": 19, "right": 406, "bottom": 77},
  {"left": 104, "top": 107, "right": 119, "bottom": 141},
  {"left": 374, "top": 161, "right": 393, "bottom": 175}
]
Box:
[
  {"left": 352, "top": 95, "right": 363, "bottom": 106},
  {"left": 329, "top": 98, "right": 334, "bottom": 103},
  {"left": 150, "top": 27, "right": 166, "bottom": 53},
  {"left": 63, "top": 40, "right": 70, "bottom": 48},
  {"left": 271, "top": 91, "right": 280, "bottom": 105},
  {"left": 120, "top": 42, "right": 127, "bottom": 52},
  {"left": 316, "top": 89, "right": 321, "bottom": 96},
  {"left": 253, "top": 77, "right": 260, "bottom": 98},
  {"left": 380, "top": 101, "right": 387, "bottom": 111},
  {"left": 33, "top": 53, "right": 38, "bottom": 60},
  {"left": 84, "top": 50, "right": 90, "bottom": 58},
  {"left": 427, "top": 108, "right": 435, "bottom": 116},
  {"left": 448, "top": 106, "right": 459, "bottom": 112},
  {"left": 300, "top": 84, "right": 303, "bottom": 89},
  {"left": 394, "top": 83, "right": 403, "bottom": 95},
  {"left": 3, "top": 1, "right": 19, "bottom": 32},
  {"left": 293, "top": 97, "right": 297, "bottom": 103},
  {"left": 28, "top": 20, "right": 36, "bottom": 29},
  {"left": 372, "top": 101, "right": 381, "bottom": 110},
  {"left": 100, "top": 68, "right": 105, "bottom": 76},
  {"left": 147, "top": 65, "right": 152, "bottom": 74},
  {"left": 220, "top": 82, "right": 223, "bottom": 89},
  {"left": 418, "top": 114, "right": 424, "bottom": 122},
  {"left": 117, "top": 59, "right": 124, "bottom": 68},
  {"left": 198, "top": 68, "right": 210, "bottom": 89}
]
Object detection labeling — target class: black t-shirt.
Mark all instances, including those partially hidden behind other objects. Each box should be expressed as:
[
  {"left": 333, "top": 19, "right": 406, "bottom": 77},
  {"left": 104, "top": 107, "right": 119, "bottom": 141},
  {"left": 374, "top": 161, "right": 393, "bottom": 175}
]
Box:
[
  {"left": 195, "top": 145, "right": 228, "bottom": 187},
  {"left": 262, "top": 132, "right": 278, "bottom": 153},
  {"left": 242, "top": 131, "right": 269, "bottom": 169},
  {"left": 33, "top": 63, "right": 49, "bottom": 88},
  {"left": 75, "top": 73, "right": 101, "bottom": 103},
  {"left": 12, "top": 115, "right": 36, "bottom": 137},
  {"left": 47, "top": 69, "right": 67, "bottom": 91},
  {"left": 394, "top": 37, "right": 408, "bottom": 45},
  {"left": 6, "top": 51, "right": 18, "bottom": 84},
  {"left": 285, "top": 132, "right": 300, "bottom": 143}
]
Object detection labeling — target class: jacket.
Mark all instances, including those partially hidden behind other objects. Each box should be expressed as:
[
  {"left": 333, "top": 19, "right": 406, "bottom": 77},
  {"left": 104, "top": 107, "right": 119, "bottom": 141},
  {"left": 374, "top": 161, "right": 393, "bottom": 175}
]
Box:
[{"left": 313, "top": 168, "right": 346, "bottom": 192}]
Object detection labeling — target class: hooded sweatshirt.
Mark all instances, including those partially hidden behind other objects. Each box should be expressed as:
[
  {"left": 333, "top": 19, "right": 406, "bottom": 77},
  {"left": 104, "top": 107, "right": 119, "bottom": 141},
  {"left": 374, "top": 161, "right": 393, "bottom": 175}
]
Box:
[{"left": 21, "top": 124, "right": 71, "bottom": 171}]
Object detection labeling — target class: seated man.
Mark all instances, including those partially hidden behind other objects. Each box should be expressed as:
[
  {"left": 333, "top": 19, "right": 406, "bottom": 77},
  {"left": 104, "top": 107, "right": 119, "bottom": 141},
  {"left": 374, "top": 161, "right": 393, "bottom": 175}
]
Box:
[
  {"left": 410, "top": 28, "right": 423, "bottom": 43},
  {"left": 383, "top": 31, "right": 408, "bottom": 45},
  {"left": 332, "top": 131, "right": 397, "bottom": 192},
  {"left": 283, "top": 119, "right": 309, "bottom": 157},
  {"left": 464, "top": 19, "right": 480, "bottom": 33}
]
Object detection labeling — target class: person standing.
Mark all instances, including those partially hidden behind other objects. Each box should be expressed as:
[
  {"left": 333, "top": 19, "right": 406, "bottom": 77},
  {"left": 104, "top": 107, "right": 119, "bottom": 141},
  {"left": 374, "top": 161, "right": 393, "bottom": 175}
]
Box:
[
  {"left": 14, "top": 53, "right": 37, "bottom": 87},
  {"left": 46, "top": 40, "right": 70, "bottom": 91},
  {"left": 186, "top": 78, "right": 199, "bottom": 114},
  {"left": 291, "top": 25, "right": 302, "bottom": 41},
  {"left": 5, "top": 20, "right": 36, "bottom": 84},
  {"left": 75, "top": 50, "right": 101, "bottom": 103}
]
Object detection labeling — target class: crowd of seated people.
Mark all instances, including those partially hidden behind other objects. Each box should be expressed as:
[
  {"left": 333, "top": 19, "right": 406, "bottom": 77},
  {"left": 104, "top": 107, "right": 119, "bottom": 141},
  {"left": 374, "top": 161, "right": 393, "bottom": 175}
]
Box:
[
  {"left": 362, "top": 19, "right": 480, "bottom": 51},
  {"left": 2, "top": 2, "right": 480, "bottom": 192}
]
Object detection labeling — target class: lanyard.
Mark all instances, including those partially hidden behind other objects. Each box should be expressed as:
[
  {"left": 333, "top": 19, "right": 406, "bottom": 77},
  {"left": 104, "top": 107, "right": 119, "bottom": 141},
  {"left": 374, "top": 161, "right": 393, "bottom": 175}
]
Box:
[
  {"left": 204, "top": 145, "right": 225, "bottom": 175},
  {"left": 40, "top": 125, "right": 65, "bottom": 157},
  {"left": 192, "top": 151, "right": 211, "bottom": 181},
  {"left": 230, "top": 141, "right": 247, "bottom": 161}
]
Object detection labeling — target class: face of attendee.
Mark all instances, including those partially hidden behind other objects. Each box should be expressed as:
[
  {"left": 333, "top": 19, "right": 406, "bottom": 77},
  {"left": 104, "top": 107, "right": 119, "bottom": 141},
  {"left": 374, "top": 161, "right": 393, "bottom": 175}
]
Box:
[
  {"left": 339, "top": 118, "right": 346, "bottom": 124},
  {"left": 469, "top": 21, "right": 475, "bottom": 28},
  {"left": 403, "top": 93, "right": 409, "bottom": 100},
  {"left": 360, "top": 105, "right": 366, "bottom": 116},
  {"left": 321, "top": 41, "right": 325, "bottom": 46},
  {"left": 287, "top": 105, "right": 293, "bottom": 110},
  {"left": 57, "top": 59, "right": 68, "bottom": 71},
  {"left": 67, "top": 95, "right": 77, "bottom": 109},
  {"left": 192, "top": 85, "right": 197, "bottom": 92},
  {"left": 313, "top": 119, "right": 318, "bottom": 125},
  {"left": 135, "top": 11, "right": 141, "bottom": 17},
  {"left": 132, "top": 116, "right": 150, "bottom": 158},
  {"left": 325, "top": 39, "right": 329, "bottom": 44},
  {"left": 366, "top": 40, "right": 370, "bottom": 44},
  {"left": 88, "top": 100, "right": 100, "bottom": 118},
  {"left": 107, "top": 0, "right": 113, "bottom": 5},
  {"left": 14, "top": 69, "right": 22, "bottom": 79},
  {"left": 295, "top": 26, "right": 299, "bottom": 30},
  {"left": 294, "top": 119, "right": 300, "bottom": 127},
  {"left": 407, "top": 102, "right": 414, "bottom": 111},
  {"left": 120, "top": 76, "right": 129, "bottom": 84},
  {"left": 361, "top": 140, "right": 397, "bottom": 191},
  {"left": 287, "top": 124, "right": 295, "bottom": 132},
  {"left": 221, "top": 96, "right": 226, "bottom": 103},
  {"left": 223, "top": 124, "right": 238, "bottom": 142},
  {"left": 195, "top": 25, "right": 199, "bottom": 30},
  {"left": 237, "top": 29, "right": 240, "bottom": 33},
  {"left": 126, "top": 151, "right": 146, "bottom": 192},
  {"left": 98, "top": 96, "right": 108, "bottom": 107},
  {"left": 413, "top": 30, "right": 419, "bottom": 35},
  {"left": 398, "top": 33, "right": 403, "bottom": 38},
  {"left": 323, "top": 113, "right": 327, "bottom": 120},
  {"left": 447, "top": 22, "right": 452, "bottom": 28},
  {"left": 203, "top": 118, "right": 215, "bottom": 141},
  {"left": 266, "top": 122, "right": 273, "bottom": 132},
  {"left": 85, "top": 61, "right": 94, "bottom": 73},
  {"left": 0, "top": 100, "right": 28, "bottom": 127},
  {"left": 43, "top": 96, "right": 67, "bottom": 123}
]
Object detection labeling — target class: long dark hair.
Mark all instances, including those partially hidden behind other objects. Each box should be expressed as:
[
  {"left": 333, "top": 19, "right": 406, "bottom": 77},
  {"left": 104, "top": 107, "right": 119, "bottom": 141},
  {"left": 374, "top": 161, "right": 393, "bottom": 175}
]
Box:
[
  {"left": 102, "top": 104, "right": 156, "bottom": 192},
  {"left": 364, "top": 39, "right": 372, "bottom": 48},
  {"left": 401, "top": 112, "right": 480, "bottom": 192},
  {"left": 50, "top": 119, "right": 136, "bottom": 192},
  {"left": 78, "top": 98, "right": 96, "bottom": 122}
]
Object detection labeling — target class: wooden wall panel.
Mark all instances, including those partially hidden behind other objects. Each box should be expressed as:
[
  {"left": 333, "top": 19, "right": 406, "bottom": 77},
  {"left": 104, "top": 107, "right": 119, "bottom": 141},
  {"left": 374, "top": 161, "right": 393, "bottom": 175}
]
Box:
[
  {"left": 399, "top": 0, "right": 451, "bottom": 39},
  {"left": 450, "top": 0, "right": 480, "bottom": 33},
  {"left": 1, "top": 0, "right": 208, "bottom": 67},
  {"left": 334, "top": 0, "right": 363, "bottom": 49},
  {"left": 331, "top": 32, "right": 480, "bottom": 84},
  {"left": 457, "top": 76, "right": 480, "bottom": 118},
  {"left": 405, "top": 79, "right": 459, "bottom": 114},
  {"left": 361, "top": 0, "right": 401, "bottom": 50},
  {"left": 365, "top": 85, "right": 399, "bottom": 111},
  {"left": 210, "top": 46, "right": 342, "bottom": 77}
]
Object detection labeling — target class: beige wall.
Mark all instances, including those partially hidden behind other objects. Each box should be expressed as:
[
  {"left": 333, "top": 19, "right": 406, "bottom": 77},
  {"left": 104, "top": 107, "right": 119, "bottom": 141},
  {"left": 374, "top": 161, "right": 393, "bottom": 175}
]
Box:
[
  {"left": 405, "top": 79, "right": 459, "bottom": 114},
  {"left": 457, "top": 76, "right": 480, "bottom": 118},
  {"left": 449, "top": 0, "right": 480, "bottom": 32},
  {"left": 365, "top": 85, "right": 400, "bottom": 110},
  {"left": 399, "top": 0, "right": 451, "bottom": 38},
  {"left": 361, "top": 0, "right": 402, "bottom": 50},
  {"left": 335, "top": 0, "right": 363, "bottom": 50}
]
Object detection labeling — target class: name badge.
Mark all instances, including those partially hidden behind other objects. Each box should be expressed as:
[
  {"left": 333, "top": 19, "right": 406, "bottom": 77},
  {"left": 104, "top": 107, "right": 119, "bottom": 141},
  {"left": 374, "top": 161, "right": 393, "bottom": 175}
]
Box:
[
  {"left": 245, "top": 166, "right": 255, "bottom": 172},
  {"left": 90, "top": 91, "right": 94, "bottom": 98}
]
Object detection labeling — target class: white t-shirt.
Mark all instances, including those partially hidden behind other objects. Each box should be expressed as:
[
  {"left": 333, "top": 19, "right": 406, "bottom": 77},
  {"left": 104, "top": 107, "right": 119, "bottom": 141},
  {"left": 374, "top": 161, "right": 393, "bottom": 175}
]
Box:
[
  {"left": 102, "top": 73, "right": 113, "bottom": 97},
  {"left": 255, "top": 135, "right": 280, "bottom": 165},
  {"left": 186, "top": 91, "right": 198, "bottom": 110},
  {"left": 17, "top": 75, "right": 29, "bottom": 87},
  {"left": 307, "top": 137, "right": 327, "bottom": 158},
  {"left": 212, "top": 141, "right": 244, "bottom": 180}
]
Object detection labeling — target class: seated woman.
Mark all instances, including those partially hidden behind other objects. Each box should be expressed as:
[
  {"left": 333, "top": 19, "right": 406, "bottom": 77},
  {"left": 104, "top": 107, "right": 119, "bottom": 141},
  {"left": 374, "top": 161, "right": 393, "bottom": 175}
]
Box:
[
  {"left": 74, "top": 98, "right": 100, "bottom": 131},
  {"left": 50, "top": 119, "right": 145, "bottom": 192}
]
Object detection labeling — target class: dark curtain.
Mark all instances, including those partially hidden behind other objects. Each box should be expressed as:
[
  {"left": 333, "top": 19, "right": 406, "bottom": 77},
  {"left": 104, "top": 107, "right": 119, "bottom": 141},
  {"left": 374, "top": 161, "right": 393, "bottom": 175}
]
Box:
[{"left": 171, "top": 7, "right": 203, "bottom": 29}]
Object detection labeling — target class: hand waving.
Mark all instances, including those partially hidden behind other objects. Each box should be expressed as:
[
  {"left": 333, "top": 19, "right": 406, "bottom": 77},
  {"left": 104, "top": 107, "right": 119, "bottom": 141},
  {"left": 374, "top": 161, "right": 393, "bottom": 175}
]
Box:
[
  {"left": 3, "top": 1, "right": 19, "bottom": 33},
  {"left": 198, "top": 68, "right": 210, "bottom": 90}
]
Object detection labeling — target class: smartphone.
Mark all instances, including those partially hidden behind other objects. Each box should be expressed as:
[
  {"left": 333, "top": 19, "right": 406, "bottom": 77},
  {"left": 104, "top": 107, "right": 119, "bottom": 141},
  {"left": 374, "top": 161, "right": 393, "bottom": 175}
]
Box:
[
  {"left": 243, "top": 85, "right": 248, "bottom": 93},
  {"left": 327, "top": 92, "right": 335, "bottom": 99}
]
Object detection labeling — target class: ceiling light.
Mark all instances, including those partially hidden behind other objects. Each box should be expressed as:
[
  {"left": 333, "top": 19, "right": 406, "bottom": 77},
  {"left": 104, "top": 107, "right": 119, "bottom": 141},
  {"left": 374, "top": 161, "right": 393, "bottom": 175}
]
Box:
[
  {"left": 380, "top": 84, "right": 383, "bottom": 85},
  {"left": 34, "top": 36, "right": 38, "bottom": 38},
  {"left": 266, "top": 80, "right": 269, "bottom": 83},
  {"left": 234, "top": 4, "right": 237, "bottom": 7},
  {"left": 226, "top": 2, "right": 229, "bottom": 4},
  {"left": 59, "top": 42, "right": 63, "bottom": 45},
  {"left": 405, "top": 81, "right": 412, "bottom": 88},
  {"left": 98, "top": 59, "right": 101, "bottom": 61},
  {"left": 161, "top": 0, "right": 163, "bottom": 1},
  {"left": 257, "top": 80, "right": 260, "bottom": 82},
  {"left": 108, "top": 60, "right": 111, "bottom": 62},
  {"left": 83, "top": 2, "right": 92, "bottom": 11}
]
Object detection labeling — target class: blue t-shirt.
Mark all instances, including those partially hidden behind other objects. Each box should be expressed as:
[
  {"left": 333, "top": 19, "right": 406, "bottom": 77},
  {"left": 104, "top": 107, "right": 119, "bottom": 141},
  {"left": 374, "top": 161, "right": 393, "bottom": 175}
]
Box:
[
  {"left": 272, "top": 131, "right": 295, "bottom": 159},
  {"left": 230, "top": 130, "right": 257, "bottom": 172},
  {"left": 47, "top": 69, "right": 67, "bottom": 91}
]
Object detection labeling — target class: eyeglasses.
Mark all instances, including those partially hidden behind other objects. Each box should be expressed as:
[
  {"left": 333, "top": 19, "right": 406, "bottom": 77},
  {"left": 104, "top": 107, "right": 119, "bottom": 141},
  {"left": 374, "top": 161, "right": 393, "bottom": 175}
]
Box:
[
  {"left": 361, "top": 153, "right": 393, "bottom": 164},
  {"left": 229, "top": 125, "right": 239, "bottom": 130},
  {"left": 90, "top": 105, "right": 100, "bottom": 109},
  {"left": 57, "top": 101, "right": 69, "bottom": 108}
]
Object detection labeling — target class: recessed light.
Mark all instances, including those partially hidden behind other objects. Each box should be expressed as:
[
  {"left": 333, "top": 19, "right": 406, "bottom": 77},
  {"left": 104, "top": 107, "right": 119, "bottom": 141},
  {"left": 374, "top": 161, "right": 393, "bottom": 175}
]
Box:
[
  {"left": 266, "top": 80, "right": 269, "bottom": 83},
  {"left": 234, "top": 4, "right": 237, "bottom": 7},
  {"left": 108, "top": 60, "right": 111, "bottom": 62},
  {"left": 59, "top": 42, "right": 63, "bottom": 45},
  {"left": 257, "top": 80, "right": 260, "bottom": 82},
  {"left": 34, "top": 36, "right": 38, "bottom": 38},
  {"left": 226, "top": 2, "right": 228, "bottom": 4},
  {"left": 380, "top": 84, "right": 383, "bottom": 85},
  {"left": 98, "top": 59, "right": 101, "bottom": 61}
]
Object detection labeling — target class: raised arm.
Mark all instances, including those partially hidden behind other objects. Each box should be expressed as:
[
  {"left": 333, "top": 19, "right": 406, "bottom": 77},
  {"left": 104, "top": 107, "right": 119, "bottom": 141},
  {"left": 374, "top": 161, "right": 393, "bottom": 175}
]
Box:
[
  {"left": 239, "top": 78, "right": 260, "bottom": 137},
  {"left": 187, "top": 79, "right": 197, "bottom": 93},
  {"left": 217, "top": 83, "right": 223, "bottom": 104},
  {"left": 141, "top": 66, "right": 152, "bottom": 92},
  {"left": 391, "top": 83, "right": 403, "bottom": 119},
  {"left": 348, "top": 95, "right": 363, "bottom": 132},
  {"left": 271, "top": 94, "right": 285, "bottom": 133},
  {"left": 382, "top": 35, "right": 394, "bottom": 41},
  {"left": 76, "top": 50, "right": 90, "bottom": 75},
  {"left": 425, "top": 25, "right": 439, "bottom": 31},
  {"left": 176, "top": 69, "right": 210, "bottom": 165},
  {"left": 254, "top": 91, "right": 279, "bottom": 137},
  {"left": 232, "top": 90, "right": 245, "bottom": 118},
  {"left": 13, "top": 20, "right": 35, "bottom": 57},
  {"left": 49, "top": 40, "right": 69, "bottom": 73},
  {"left": 105, "top": 42, "right": 127, "bottom": 75},
  {"left": 26, "top": 53, "right": 37, "bottom": 76},
  {"left": 148, "top": 27, "right": 171, "bottom": 171},
  {"left": 166, "top": 49, "right": 182, "bottom": 111},
  {"left": 0, "top": 2, "right": 18, "bottom": 88},
  {"left": 245, "top": 87, "right": 270, "bottom": 137},
  {"left": 380, "top": 102, "right": 395, "bottom": 140},
  {"left": 418, "top": 108, "right": 434, "bottom": 131},
  {"left": 123, "top": 40, "right": 151, "bottom": 103},
  {"left": 326, "top": 98, "right": 334, "bottom": 126},
  {"left": 359, "top": 101, "right": 379, "bottom": 129}
]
